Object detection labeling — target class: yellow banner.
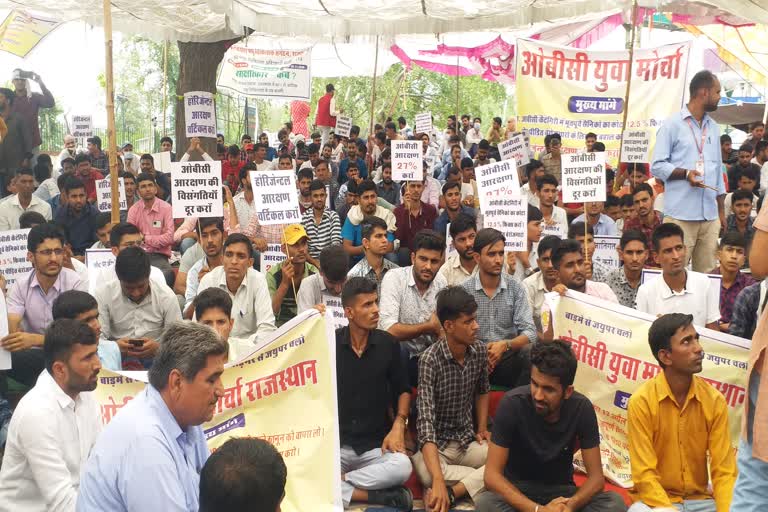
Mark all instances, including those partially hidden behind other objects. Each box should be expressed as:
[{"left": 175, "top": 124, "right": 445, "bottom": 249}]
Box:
[
  {"left": 550, "top": 291, "right": 749, "bottom": 487},
  {"left": 94, "top": 310, "right": 342, "bottom": 511},
  {"left": 0, "top": 9, "right": 60, "bottom": 58},
  {"left": 515, "top": 39, "right": 691, "bottom": 166}
]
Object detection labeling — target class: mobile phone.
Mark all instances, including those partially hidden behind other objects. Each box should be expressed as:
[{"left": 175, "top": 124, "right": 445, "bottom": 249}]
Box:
[
  {"left": 18, "top": 70, "right": 34, "bottom": 80},
  {"left": 129, "top": 339, "right": 144, "bottom": 348}
]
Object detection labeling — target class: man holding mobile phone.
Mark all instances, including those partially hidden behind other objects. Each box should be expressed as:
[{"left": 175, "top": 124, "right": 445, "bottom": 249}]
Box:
[{"left": 10, "top": 69, "right": 55, "bottom": 165}]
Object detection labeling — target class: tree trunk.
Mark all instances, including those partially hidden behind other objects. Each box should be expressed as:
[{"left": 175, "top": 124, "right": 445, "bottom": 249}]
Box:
[{"left": 174, "top": 39, "right": 239, "bottom": 158}]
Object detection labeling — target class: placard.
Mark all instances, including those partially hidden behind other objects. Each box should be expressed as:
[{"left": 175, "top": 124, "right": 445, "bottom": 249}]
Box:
[
  {"left": 170, "top": 161, "right": 223, "bottom": 218},
  {"left": 217, "top": 45, "right": 312, "bottom": 101},
  {"left": 620, "top": 130, "right": 651, "bottom": 164},
  {"left": 641, "top": 268, "right": 722, "bottom": 311},
  {"left": 475, "top": 160, "right": 521, "bottom": 214},
  {"left": 260, "top": 243, "right": 285, "bottom": 273},
  {"left": 391, "top": 140, "right": 423, "bottom": 182},
  {"left": 415, "top": 112, "right": 433, "bottom": 135},
  {"left": 498, "top": 133, "right": 531, "bottom": 168},
  {"left": 0, "top": 289, "right": 10, "bottom": 369},
  {"left": 0, "top": 228, "right": 31, "bottom": 288},
  {"left": 561, "top": 152, "right": 607, "bottom": 203},
  {"left": 85, "top": 249, "right": 116, "bottom": 296},
  {"left": 322, "top": 293, "right": 348, "bottom": 331},
  {"left": 334, "top": 115, "right": 352, "bottom": 138},
  {"left": 593, "top": 235, "right": 621, "bottom": 268},
  {"left": 250, "top": 171, "right": 301, "bottom": 225},
  {"left": 484, "top": 196, "right": 528, "bottom": 252},
  {"left": 95, "top": 178, "right": 127, "bottom": 212},
  {"left": 445, "top": 223, "right": 457, "bottom": 257},
  {"left": 151, "top": 151, "right": 172, "bottom": 173},
  {"left": 184, "top": 91, "right": 217, "bottom": 138},
  {"left": 72, "top": 114, "right": 93, "bottom": 139}
]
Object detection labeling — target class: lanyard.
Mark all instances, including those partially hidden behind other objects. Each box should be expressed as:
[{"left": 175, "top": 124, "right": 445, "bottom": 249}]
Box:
[{"left": 685, "top": 118, "right": 707, "bottom": 159}]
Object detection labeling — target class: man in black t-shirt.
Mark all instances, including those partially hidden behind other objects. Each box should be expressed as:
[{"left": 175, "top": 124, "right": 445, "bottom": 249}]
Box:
[{"left": 476, "top": 340, "right": 626, "bottom": 512}]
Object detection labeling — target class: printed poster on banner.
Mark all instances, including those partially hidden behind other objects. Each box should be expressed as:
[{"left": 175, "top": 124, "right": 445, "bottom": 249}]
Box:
[
  {"left": 184, "top": 91, "right": 217, "bottom": 138},
  {"left": 484, "top": 196, "right": 528, "bottom": 252},
  {"left": 516, "top": 38, "right": 690, "bottom": 166},
  {"left": 0, "top": 228, "right": 31, "bottom": 288},
  {"left": 261, "top": 244, "right": 285, "bottom": 274},
  {"left": 334, "top": 115, "right": 352, "bottom": 138},
  {"left": 322, "top": 294, "right": 348, "bottom": 331},
  {"left": 0, "top": 9, "right": 61, "bottom": 57},
  {"left": 414, "top": 112, "right": 433, "bottom": 135},
  {"left": 593, "top": 236, "right": 620, "bottom": 268},
  {"left": 95, "top": 178, "right": 127, "bottom": 213},
  {"left": 561, "top": 152, "right": 606, "bottom": 203},
  {"left": 620, "top": 130, "right": 651, "bottom": 164},
  {"left": 498, "top": 134, "right": 531, "bottom": 168},
  {"left": 217, "top": 44, "right": 312, "bottom": 101},
  {"left": 170, "top": 161, "right": 223, "bottom": 219},
  {"left": 548, "top": 291, "right": 748, "bottom": 487},
  {"left": 250, "top": 171, "right": 301, "bottom": 226},
  {"left": 391, "top": 140, "right": 423, "bottom": 182},
  {"left": 93, "top": 310, "right": 343, "bottom": 511},
  {"left": 475, "top": 160, "right": 521, "bottom": 214}
]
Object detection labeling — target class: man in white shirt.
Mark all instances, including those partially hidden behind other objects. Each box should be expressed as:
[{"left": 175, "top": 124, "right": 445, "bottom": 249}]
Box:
[
  {"left": 95, "top": 246, "right": 182, "bottom": 370},
  {"left": 296, "top": 245, "right": 348, "bottom": 314},
  {"left": 438, "top": 213, "right": 478, "bottom": 286},
  {"left": 197, "top": 233, "right": 277, "bottom": 344},
  {"left": 537, "top": 174, "right": 569, "bottom": 239},
  {"left": 0, "top": 168, "right": 52, "bottom": 230},
  {"left": 0, "top": 318, "right": 102, "bottom": 512},
  {"left": 636, "top": 223, "right": 720, "bottom": 329},
  {"left": 520, "top": 160, "right": 544, "bottom": 208}
]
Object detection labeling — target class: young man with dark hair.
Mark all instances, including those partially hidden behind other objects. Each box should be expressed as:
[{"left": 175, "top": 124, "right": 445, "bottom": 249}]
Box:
[
  {"left": 0, "top": 319, "right": 102, "bottom": 511},
  {"left": 573, "top": 200, "right": 619, "bottom": 236},
  {"left": 434, "top": 181, "right": 475, "bottom": 238},
  {"left": 55, "top": 175, "right": 100, "bottom": 255},
  {"left": 159, "top": 136, "right": 176, "bottom": 162},
  {"left": 0, "top": 168, "right": 52, "bottom": 230},
  {"left": 347, "top": 216, "right": 399, "bottom": 294},
  {"left": 726, "top": 189, "right": 757, "bottom": 250},
  {"left": 199, "top": 438, "right": 287, "bottom": 512},
  {"left": 315, "top": 159, "right": 341, "bottom": 210},
  {"left": 627, "top": 314, "right": 736, "bottom": 512},
  {"left": 339, "top": 138, "right": 368, "bottom": 183},
  {"left": 520, "top": 160, "right": 545, "bottom": 208},
  {"left": 536, "top": 174, "right": 569, "bottom": 238},
  {"left": 617, "top": 194, "right": 635, "bottom": 233},
  {"left": 462, "top": 228, "right": 536, "bottom": 388},
  {"left": 376, "top": 163, "right": 401, "bottom": 206},
  {"left": 334, "top": 277, "right": 414, "bottom": 510},
  {"left": 522, "top": 235, "right": 561, "bottom": 335},
  {"left": 412, "top": 286, "right": 489, "bottom": 511},
  {"left": 301, "top": 178, "right": 341, "bottom": 267},
  {"left": 85, "top": 137, "right": 108, "bottom": 173},
  {"left": 725, "top": 165, "right": 759, "bottom": 215},
  {"left": 18, "top": 210, "right": 47, "bottom": 229},
  {"left": 91, "top": 211, "right": 113, "bottom": 249},
  {"left": 394, "top": 180, "right": 439, "bottom": 262},
  {"left": 585, "top": 132, "right": 598, "bottom": 152},
  {"left": 606, "top": 229, "right": 649, "bottom": 308},
  {"left": 222, "top": 144, "right": 244, "bottom": 192},
  {"left": 478, "top": 340, "right": 626, "bottom": 512},
  {"left": 182, "top": 217, "right": 226, "bottom": 318},
  {"left": 194, "top": 287, "right": 255, "bottom": 363},
  {"left": 297, "top": 167, "right": 314, "bottom": 213},
  {"left": 709, "top": 231, "right": 756, "bottom": 332},
  {"left": 342, "top": 179, "right": 396, "bottom": 263},
  {"left": 138, "top": 153, "right": 171, "bottom": 201},
  {"left": 297, "top": 244, "right": 349, "bottom": 314},
  {"left": 636, "top": 223, "right": 719, "bottom": 329},
  {"left": 623, "top": 183, "right": 661, "bottom": 267},
  {"left": 127, "top": 172, "right": 174, "bottom": 274},
  {"left": 438, "top": 213, "right": 478, "bottom": 286},
  {"left": 568, "top": 222, "right": 610, "bottom": 282}
]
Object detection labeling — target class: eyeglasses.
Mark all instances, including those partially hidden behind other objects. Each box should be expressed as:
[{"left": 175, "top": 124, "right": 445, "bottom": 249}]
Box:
[{"left": 36, "top": 248, "right": 64, "bottom": 256}]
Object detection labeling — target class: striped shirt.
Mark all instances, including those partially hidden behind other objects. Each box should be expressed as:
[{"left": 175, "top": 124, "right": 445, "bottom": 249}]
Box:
[
  {"left": 347, "top": 256, "right": 399, "bottom": 296},
  {"left": 301, "top": 208, "right": 342, "bottom": 259}
]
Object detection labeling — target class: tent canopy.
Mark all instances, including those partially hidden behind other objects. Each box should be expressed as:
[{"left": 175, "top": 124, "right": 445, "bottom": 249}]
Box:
[{"left": 2, "top": 0, "right": 768, "bottom": 43}]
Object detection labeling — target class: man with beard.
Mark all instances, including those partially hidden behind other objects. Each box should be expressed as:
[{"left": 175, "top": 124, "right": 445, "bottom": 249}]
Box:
[
  {"left": 71, "top": 153, "right": 104, "bottom": 204},
  {"left": 379, "top": 230, "right": 446, "bottom": 385},
  {"left": 623, "top": 183, "right": 661, "bottom": 267},
  {"left": 267, "top": 224, "right": 317, "bottom": 326},
  {"left": 627, "top": 314, "right": 736, "bottom": 512},
  {"left": 183, "top": 218, "right": 225, "bottom": 318},
  {"left": 314, "top": 159, "right": 340, "bottom": 210},
  {"left": 606, "top": 230, "right": 649, "bottom": 309},
  {"left": 651, "top": 70, "right": 726, "bottom": 273},
  {"left": 0, "top": 319, "right": 102, "bottom": 511},
  {"left": 339, "top": 138, "right": 368, "bottom": 183},
  {"left": 348, "top": 216, "right": 399, "bottom": 295},
  {"left": 462, "top": 228, "right": 537, "bottom": 388},
  {"left": 297, "top": 168, "right": 314, "bottom": 213},
  {"left": 522, "top": 235, "right": 561, "bottom": 335},
  {"left": 342, "top": 179, "right": 396, "bottom": 264},
  {"left": 477, "top": 341, "right": 626, "bottom": 512},
  {"left": 376, "top": 163, "right": 401, "bottom": 206},
  {"left": 77, "top": 322, "right": 228, "bottom": 512},
  {"left": 301, "top": 179, "right": 341, "bottom": 267},
  {"left": 138, "top": 153, "right": 171, "bottom": 201},
  {"left": 85, "top": 136, "right": 108, "bottom": 174},
  {"left": 434, "top": 181, "right": 475, "bottom": 238},
  {"left": 438, "top": 214, "right": 478, "bottom": 286}
]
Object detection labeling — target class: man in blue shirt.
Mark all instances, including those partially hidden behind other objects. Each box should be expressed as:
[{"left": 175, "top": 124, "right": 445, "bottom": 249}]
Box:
[
  {"left": 77, "top": 321, "right": 228, "bottom": 512},
  {"left": 55, "top": 176, "right": 99, "bottom": 256},
  {"left": 572, "top": 201, "right": 618, "bottom": 237},
  {"left": 651, "top": 69, "right": 726, "bottom": 272},
  {"left": 338, "top": 139, "right": 368, "bottom": 183}
]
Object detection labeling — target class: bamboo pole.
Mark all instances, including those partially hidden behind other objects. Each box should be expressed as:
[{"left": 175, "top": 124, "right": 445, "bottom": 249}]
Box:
[
  {"left": 162, "top": 40, "right": 168, "bottom": 135},
  {"left": 617, "top": 0, "right": 639, "bottom": 166},
  {"left": 103, "top": 0, "right": 120, "bottom": 224},
  {"left": 368, "top": 35, "right": 380, "bottom": 136}
]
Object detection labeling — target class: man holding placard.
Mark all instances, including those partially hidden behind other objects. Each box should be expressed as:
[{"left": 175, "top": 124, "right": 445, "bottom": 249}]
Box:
[
  {"left": 297, "top": 245, "right": 348, "bottom": 314},
  {"left": 266, "top": 224, "right": 317, "bottom": 327}
]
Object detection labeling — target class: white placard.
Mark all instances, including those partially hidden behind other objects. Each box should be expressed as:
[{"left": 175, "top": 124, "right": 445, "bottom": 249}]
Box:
[
  {"left": 85, "top": 249, "right": 116, "bottom": 296},
  {"left": 250, "top": 171, "right": 301, "bottom": 225},
  {"left": 484, "top": 196, "right": 528, "bottom": 252},
  {"left": 335, "top": 115, "right": 352, "bottom": 138},
  {"left": 641, "top": 269, "right": 721, "bottom": 311},
  {"left": 260, "top": 244, "right": 284, "bottom": 273},
  {"left": 184, "top": 91, "right": 217, "bottom": 138},
  {"left": 0, "top": 228, "right": 31, "bottom": 288},
  {"left": 475, "top": 160, "right": 521, "bottom": 214},
  {"left": 415, "top": 112, "right": 433, "bottom": 135},
  {"left": 0, "top": 289, "right": 10, "bottom": 369},
  {"left": 151, "top": 151, "right": 172, "bottom": 173},
  {"left": 498, "top": 134, "right": 531, "bottom": 168},
  {"left": 391, "top": 140, "right": 423, "bottom": 181},
  {"left": 620, "top": 130, "right": 651, "bottom": 164},
  {"left": 95, "top": 178, "right": 127, "bottom": 212},
  {"left": 445, "top": 223, "right": 457, "bottom": 257},
  {"left": 521, "top": 130, "right": 535, "bottom": 159},
  {"left": 593, "top": 236, "right": 621, "bottom": 269},
  {"left": 561, "top": 152, "right": 607, "bottom": 203},
  {"left": 71, "top": 114, "right": 92, "bottom": 139},
  {"left": 170, "top": 161, "right": 223, "bottom": 219},
  {"left": 322, "top": 293, "right": 348, "bottom": 331}
]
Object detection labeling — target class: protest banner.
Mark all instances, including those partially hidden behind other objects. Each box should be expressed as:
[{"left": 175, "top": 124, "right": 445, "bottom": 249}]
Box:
[
  {"left": 0, "top": 228, "right": 31, "bottom": 288},
  {"left": 85, "top": 249, "right": 116, "bottom": 296},
  {"left": 498, "top": 133, "right": 531, "bottom": 168},
  {"left": 620, "top": 130, "right": 651, "bottom": 164},
  {"left": 71, "top": 114, "right": 93, "bottom": 141},
  {"left": 170, "top": 161, "right": 223, "bottom": 219},
  {"left": 484, "top": 196, "right": 528, "bottom": 252},
  {"left": 184, "top": 91, "right": 217, "bottom": 138},
  {"left": 0, "top": 290, "right": 10, "bottom": 370},
  {"left": 250, "top": 171, "right": 301, "bottom": 225},
  {"left": 561, "top": 152, "right": 606, "bottom": 203},
  {"left": 391, "top": 140, "right": 423, "bottom": 182},
  {"left": 475, "top": 160, "right": 521, "bottom": 214},
  {"left": 260, "top": 244, "right": 285, "bottom": 273},
  {"left": 151, "top": 151, "right": 172, "bottom": 173},
  {"left": 0, "top": 9, "right": 60, "bottom": 57},
  {"left": 93, "top": 310, "right": 342, "bottom": 511},
  {"left": 415, "top": 112, "right": 433, "bottom": 135},
  {"left": 322, "top": 293, "right": 348, "bottom": 331},
  {"left": 334, "top": 115, "right": 352, "bottom": 138},
  {"left": 95, "top": 177, "right": 127, "bottom": 213},
  {"left": 641, "top": 268, "right": 722, "bottom": 311},
  {"left": 593, "top": 236, "right": 620, "bottom": 268},
  {"left": 516, "top": 39, "right": 690, "bottom": 165},
  {"left": 217, "top": 44, "right": 312, "bottom": 101},
  {"left": 548, "top": 291, "right": 748, "bottom": 487}
]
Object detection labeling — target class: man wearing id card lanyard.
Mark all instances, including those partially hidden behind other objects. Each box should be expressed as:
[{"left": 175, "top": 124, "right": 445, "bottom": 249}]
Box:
[{"left": 651, "top": 70, "right": 726, "bottom": 273}]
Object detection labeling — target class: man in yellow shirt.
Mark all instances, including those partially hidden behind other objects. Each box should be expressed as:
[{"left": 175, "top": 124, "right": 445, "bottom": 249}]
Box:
[{"left": 627, "top": 313, "right": 736, "bottom": 512}]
